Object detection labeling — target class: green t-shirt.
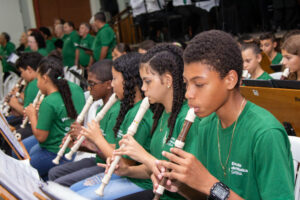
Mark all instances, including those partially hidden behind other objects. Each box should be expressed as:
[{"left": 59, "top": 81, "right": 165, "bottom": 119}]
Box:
[
  {"left": 23, "top": 79, "right": 39, "bottom": 107},
  {"left": 51, "top": 37, "right": 57, "bottom": 43},
  {"left": 78, "top": 34, "right": 94, "bottom": 67},
  {"left": 272, "top": 52, "right": 283, "bottom": 65},
  {"left": 92, "top": 24, "right": 116, "bottom": 61},
  {"left": 46, "top": 39, "right": 55, "bottom": 53},
  {"left": 36, "top": 81, "right": 85, "bottom": 153},
  {"left": 194, "top": 101, "right": 294, "bottom": 200},
  {"left": 37, "top": 48, "right": 48, "bottom": 57},
  {"left": 115, "top": 100, "right": 153, "bottom": 155},
  {"left": 67, "top": 81, "right": 86, "bottom": 109},
  {"left": 24, "top": 46, "right": 32, "bottom": 52},
  {"left": 131, "top": 101, "right": 200, "bottom": 200},
  {"left": 0, "top": 42, "right": 16, "bottom": 73},
  {"left": 256, "top": 71, "right": 273, "bottom": 80},
  {"left": 95, "top": 100, "right": 120, "bottom": 164},
  {"left": 62, "top": 31, "right": 80, "bottom": 67}
]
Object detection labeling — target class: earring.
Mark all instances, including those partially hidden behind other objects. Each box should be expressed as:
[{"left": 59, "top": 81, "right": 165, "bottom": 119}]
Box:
[{"left": 167, "top": 85, "right": 170, "bottom": 88}]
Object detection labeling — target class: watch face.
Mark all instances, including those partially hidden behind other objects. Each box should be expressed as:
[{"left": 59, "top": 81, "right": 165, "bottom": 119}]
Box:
[{"left": 212, "top": 184, "right": 228, "bottom": 199}]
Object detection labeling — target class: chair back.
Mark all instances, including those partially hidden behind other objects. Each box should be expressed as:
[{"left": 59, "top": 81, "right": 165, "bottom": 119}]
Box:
[{"left": 289, "top": 136, "right": 300, "bottom": 199}]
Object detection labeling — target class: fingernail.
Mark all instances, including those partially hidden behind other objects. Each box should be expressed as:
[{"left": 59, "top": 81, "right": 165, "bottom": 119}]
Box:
[
  {"left": 162, "top": 151, "right": 165, "bottom": 156},
  {"left": 155, "top": 160, "right": 159, "bottom": 164},
  {"left": 161, "top": 167, "right": 165, "bottom": 172},
  {"left": 158, "top": 174, "right": 162, "bottom": 179}
]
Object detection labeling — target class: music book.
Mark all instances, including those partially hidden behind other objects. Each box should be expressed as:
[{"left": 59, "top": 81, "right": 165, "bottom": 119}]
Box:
[
  {"left": 0, "top": 149, "right": 88, "bottom": 200},
  {"left": 242, "top": 79, "right": 273, "bottom": 88},
  {"left": 271, "top": 80, "right": 300, "bottom": 90},
  {"left": 7, "top": 53, "right": 19, "bottom": 65},
  {"left": 74, "top": 43, "right": 93, "bottom": 53},
  {"left": 0, "top": 149, "right": 45, "bottom": 199},
  {"left": 0, "top": 112, "right": 28, "bottom": 159},
  {"left": 270, "top": 64, "right": 283, "bottom": 72}
]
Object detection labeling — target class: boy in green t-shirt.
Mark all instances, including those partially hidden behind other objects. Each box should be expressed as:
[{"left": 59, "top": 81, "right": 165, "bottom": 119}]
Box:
[
  {"left": 48, "top": 59, "right": 119, "bottom": 186},
  {"left": 260, "top": 32, "right": 283, "bottom": 65},
  {"left": 153, "top": 30, "right": 294, "bottom": 200},
  {"left": 241, "top": 42, "right": 273, "bottom": 80},
  {"left": 8, "top": 52, "right": 42, "bottom": 116}
]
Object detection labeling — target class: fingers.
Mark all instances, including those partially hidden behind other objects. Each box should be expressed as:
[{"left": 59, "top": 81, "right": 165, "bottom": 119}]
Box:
[
  {"left": 162, "top": 150, "right": 185, "bottom": 165},
  {"left": 97, "top": 163, "right": 107, "bottom": 168},
  {"left": 157, "top": 159, "right": 182, "bottom": 174},
  {"left": 151, "top": 173, "right": 159, "bottom": 192}
]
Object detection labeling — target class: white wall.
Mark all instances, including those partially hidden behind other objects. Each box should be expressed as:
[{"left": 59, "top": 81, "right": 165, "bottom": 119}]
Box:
[
  {"left": 117, "top": 0, "right": 129, "bottom": 12},
  {"left": 0, "top": 0, "right": 26, "bottom": 46},
  {"left": 19, "top": 0, "right": 36, "bottom": 31},
  {"left": 90, "top": 0, "right": 101, "bottom": 16}
]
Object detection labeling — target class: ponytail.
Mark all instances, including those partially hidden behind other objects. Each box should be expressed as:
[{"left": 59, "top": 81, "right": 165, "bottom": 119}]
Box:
[{"left": 37, "top": 56, "right": 77, "bottom": 119}]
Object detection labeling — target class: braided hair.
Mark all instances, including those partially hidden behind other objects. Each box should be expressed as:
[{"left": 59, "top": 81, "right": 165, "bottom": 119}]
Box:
[
  {"left": 140, "top": 43, "right": 185, "bottom": 142},
  {"left": 113, "top": 52, "right": 143, "bottom": 136},
  {"left": 37, "top": 56, "right": 78, "bottom": 119}
]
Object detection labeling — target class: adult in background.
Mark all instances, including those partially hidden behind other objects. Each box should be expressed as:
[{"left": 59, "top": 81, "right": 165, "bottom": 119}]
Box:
[
  {"left": 0, "top": 32, "right": 16, "bottom": 79},
  {"left": 62, "top": 21, "right": 80, "bottom": 68},
  {"left": 76, "top": 22, "right": 94, "bottom": 77},
  {"left": 91, "top": 12, "right": 116, "bottom": 61}
]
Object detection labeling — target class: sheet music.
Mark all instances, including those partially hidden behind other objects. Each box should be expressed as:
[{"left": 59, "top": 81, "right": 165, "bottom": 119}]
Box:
[
  {"left": 40, "top": 181, "right": 89, "bottom": 200},
  {"left": 0, "top": 112, "right": 25, "bottom": 158},
  {"left": 0, "top": 150, "right": 46, "bottom": 199}
]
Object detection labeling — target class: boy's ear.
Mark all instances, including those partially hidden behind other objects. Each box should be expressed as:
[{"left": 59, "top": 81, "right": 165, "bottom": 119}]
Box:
[
  {"left": 224, "top": 70, "right": 239, "bottom": 90},
  {"left": 26, "top": 65, "right": 34, "bottom": 73},
  {"left": 257, "top": 53, "right": 262, "bottom": 63}
]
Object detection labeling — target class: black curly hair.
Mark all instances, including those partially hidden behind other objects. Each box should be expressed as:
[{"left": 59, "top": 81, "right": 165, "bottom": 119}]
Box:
[
  {"left": 37, "top": 56, "right": 78, "bottom": 119},
  {"left": 16, "top": 52, "right": 43, "bottom": 71},
  {"left": 140, "top": 43, "right": 185, "bottom": 142},
  {"left": 112, "top": 52, "right": 143, "bottom": 136},
  {"left": 184, "top": 30, "right": 243, "bottom": 88}
]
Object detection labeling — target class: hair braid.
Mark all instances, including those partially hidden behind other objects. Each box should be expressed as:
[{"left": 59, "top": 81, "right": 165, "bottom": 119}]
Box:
[
  {"left": 141, "top": 43, "right": 185, "bottom": 142},
  {"left": 113, "top": 52, "right": 143, "bottom": 137}
]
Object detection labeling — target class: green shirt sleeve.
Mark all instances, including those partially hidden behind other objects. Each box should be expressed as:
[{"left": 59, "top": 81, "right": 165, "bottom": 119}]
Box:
[
  {"left": 23, "top": 80, "right": 39, "bottom": 107},
  {"left": 100, "top": 29, "right": 114, "bottom": 46},
  {"left": 102, "top": 111, "right": 118, "bottom": 144},
  {"left": 254, "top": 129, "right": 294, "bottom": 200},
  {"left": 36, "top": 101, "right": 55, "bottom": 131}
]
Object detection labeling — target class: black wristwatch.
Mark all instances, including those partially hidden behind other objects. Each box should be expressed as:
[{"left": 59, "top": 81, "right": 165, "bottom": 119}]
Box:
[{"left": 208, "top": 182, "right": 230, "bottom": 200}]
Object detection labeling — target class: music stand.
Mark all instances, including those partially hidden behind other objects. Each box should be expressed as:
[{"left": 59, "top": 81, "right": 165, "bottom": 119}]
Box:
[
  {"left": 272, "top": 80, "right": 300, "bottom": 90},
  {"left": 270, "top": 64, "right": 283, "bottom": 72},
  {"left": 242, "top": 79, "right": 273, "bottom": 88},
  {"left": 0, "top": 113, "right": 29, "bottom": 160}
]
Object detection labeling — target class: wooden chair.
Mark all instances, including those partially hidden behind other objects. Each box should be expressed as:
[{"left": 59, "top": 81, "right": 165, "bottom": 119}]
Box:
[{"left": 240, "top": 86, "right": 300, "bottom": 136}]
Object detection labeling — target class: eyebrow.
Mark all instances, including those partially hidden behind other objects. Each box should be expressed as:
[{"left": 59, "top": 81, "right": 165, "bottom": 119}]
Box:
[
  {"left": 142, "top": 77, "right": 151, "bottom": 80},
  {"left": 183, "top": 76, "right": 205, "bottom": 81}
]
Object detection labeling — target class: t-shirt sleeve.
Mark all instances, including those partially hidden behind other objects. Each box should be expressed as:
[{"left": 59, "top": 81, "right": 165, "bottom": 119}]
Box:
[
  {"left": 36, "top": 101, "right": 55, "bottom": 131},
  {"left": 100, "top": 29, "right": 114, "bottom": 46},
  {"left": 102, "top": 111, "right": 118, "bottom": 144},
  {"left": 254, "top": 129, "right": 294, "bottom": 200},
  {"left": 122, "top": 118, "right": 151, "bottom": 160},
  {"left": 72, "top": 33, "right": 80, "bottom": 44}
]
